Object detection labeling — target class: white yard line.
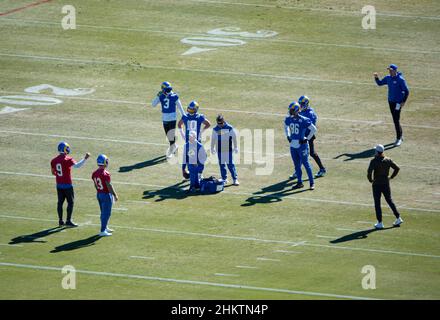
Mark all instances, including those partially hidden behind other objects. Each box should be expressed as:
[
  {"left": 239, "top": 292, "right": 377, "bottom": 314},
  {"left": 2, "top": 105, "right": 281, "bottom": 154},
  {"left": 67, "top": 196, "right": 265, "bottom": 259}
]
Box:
[
  {"left": 274, "top": 250, "right": 302, "bottom": 254},
  {"left": 1, "top": 18, "right": 438, "bottom": 54},
  {"left": 214, "top": 273, "right": 239, "bottom": 277},
  {"left": 0, "top": 262, "right": 378, "bottom": 300},
  {"left": 189, "top": 0, "right": 440, "bottom": 20},
  {"left": 0, "top": 214, "right": 439, "bottom": 259},
  {"left": 235, "top": 265, "right": 258, "bottom": 269},
  {"left": 0, "top": 243, "right": 23, "bottom": 247},
  {"left": 129, "top": 256, "right": 155, "bottom": 260},
  {"left": 316, "top": 235, "right": 337, "bottom": 239},
  {"left": 336, "top": 228, "right": 361, "bottom": 232},
  {"left": 1, "top": 171, "right": 439, "bottom": 213},
  {"left": 257, "top": 257, "right": 281, "bottom": 262},
  {"left": 125, "top": 200, "right": 151, "bottom": 205},
  {"left": 0, "top": 53, "right": 438, "bottom": 92}
]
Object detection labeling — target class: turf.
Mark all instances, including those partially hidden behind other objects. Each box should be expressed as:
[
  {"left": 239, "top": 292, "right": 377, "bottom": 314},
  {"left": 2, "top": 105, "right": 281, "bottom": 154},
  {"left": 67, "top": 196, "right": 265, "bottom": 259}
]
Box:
[{"left": 0, "top": 0, "right": 439, "bottom": 300}]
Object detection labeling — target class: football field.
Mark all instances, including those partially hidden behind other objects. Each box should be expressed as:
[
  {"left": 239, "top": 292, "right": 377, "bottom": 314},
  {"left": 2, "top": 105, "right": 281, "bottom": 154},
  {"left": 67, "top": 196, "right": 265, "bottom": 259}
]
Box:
[{"left": 0, "top": 0, "right": 439, "bottom": 300}]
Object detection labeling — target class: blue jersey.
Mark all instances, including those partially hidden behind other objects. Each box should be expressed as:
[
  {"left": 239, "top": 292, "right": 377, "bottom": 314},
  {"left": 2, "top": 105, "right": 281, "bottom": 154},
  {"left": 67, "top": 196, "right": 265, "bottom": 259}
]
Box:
[
  {"left": 212, "top": 122, "right": 236, "bottom": 154},
  {"left": 300, "top": 107, "right": 317, "bottom": 137},
  {"left": 375, "top": 72, "right": 409, "bottom": 103},
  {"left": 182, "top": 113, "right": 206, "bottom": 142},
  {"left": 284, "top": 115, "right": 312, "bottom": 148},
  {"left": 183, "top": 141, "right": 207, "bottom": 166},
  {"left": 159, "top": 92, "right": 179, "bottom": 114}
]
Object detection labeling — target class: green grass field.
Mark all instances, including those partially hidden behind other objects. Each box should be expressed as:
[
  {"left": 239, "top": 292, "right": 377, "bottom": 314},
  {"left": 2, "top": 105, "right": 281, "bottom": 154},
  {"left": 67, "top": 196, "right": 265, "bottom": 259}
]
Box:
[{"left": 0, "top": 0, "right": 439, "bottom": 300}]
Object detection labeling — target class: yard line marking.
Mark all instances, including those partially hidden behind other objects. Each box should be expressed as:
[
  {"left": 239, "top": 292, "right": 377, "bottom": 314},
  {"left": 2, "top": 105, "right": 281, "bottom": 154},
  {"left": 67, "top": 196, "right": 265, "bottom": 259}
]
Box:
[
  {"left": 85, "top": 214, "right": 100, "bottom": 217},
  {"left": 290, "top": 241, "right": 307, "bottom": 247},
  {"left": 0, "top": 262, "right": 378, "bottom": 300},
  {"left": 1, "top": 91, "right": 440, "bottom": 130},
  {"left": 257, "top": 257, "right": 281, "bottom": 262},
  {"left": 235, "top": 265, "right": 258, "bottom": 269},
  {"left": 1, "top": 129, "right": 440, "bottom": 172},
  {"left": 0, "top": 243, "right": 23, "bottom": 247},
  {"left": 316, "top": 235, "right": 337, "bottom": 239},
  {"left": 1, "top": 214, "right": 439, "bottom": 259},
  {"left": 274, "top": 250, "right": 302, "bottom": 254},
  {"left": 189, "top": 0, "right": 440, "bottom": 20},
  {"left": 0, "top": 53, "right": 438, "bottom": 92},
  {"left": 304, "top": 243, "right": 440, "bottom": 259},
  {"left": 126, "top": 200, "right": 151, "bottom": 204},
  {"left": 2, "top": 18, "right": 439, "bottom": 55},
  {"left": 1, "top": 171, "right": 440, "bottom": 213},
  {"left": 336, "top": 228, "right": 361, "bottom": 232},
  {"left": 0, "top": 0, "right": 53, "bottom": 17},
  {"left": 129, "top": 256, "right": 155, "bottom": 260},
  {"left": 214, "top": 273, "right": 239, "bottom": 277}
]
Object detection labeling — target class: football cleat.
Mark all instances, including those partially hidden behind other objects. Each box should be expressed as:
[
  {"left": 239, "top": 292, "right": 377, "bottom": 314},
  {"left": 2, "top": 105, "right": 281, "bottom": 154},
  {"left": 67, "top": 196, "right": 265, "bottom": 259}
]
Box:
[
  {"left": 298, "top": 95, "right": 310, "bottom": 109},
  {"left": 309, "top": 184, "right": 315, "bottom": 190},
  {"left": 105, "top": 227, "right": 114, "bottom": 233},
  {"left": 182, "top": 169, "right": 190, "bottom": 180},
  {"left": 65, "top": 221, "right": 78, "bottom": 227},
  {"left": 99, "top": 230, "right": 112, "bottom": 237},
  {"left": 58, "top": 141, "right": 71, "bottom": 154},
  {"left": 395, "top": 138, "right": 402, "bottom": 147},
  {"left": 393, "top": 217, "right": 403, "bottom": 226},
  {"left": 187, "top": 101, "right": 199, "bottom": 114},
  {"left": 374, "top": 222, "right": 384, "bottom": 229},
  {"left": 97, "top": 154, "right": 109, "bottom": 167},
  {"left": 315, "top": 169, "right": 327, "bottom": 178},
  {"left": 161, "top": 81, "right": 172, "bottom": 94},
  {"left": 233, "top": 179, "right": 240, "bottom": 186},
  {"left": 59, "top": 220, "right": 65, "bottom": 227},
  {"left": 289, "top": 173, "right": 297, "bottom": 180},
  {"left": 292, "top": 183, "right": 304, "bottom": 189}
]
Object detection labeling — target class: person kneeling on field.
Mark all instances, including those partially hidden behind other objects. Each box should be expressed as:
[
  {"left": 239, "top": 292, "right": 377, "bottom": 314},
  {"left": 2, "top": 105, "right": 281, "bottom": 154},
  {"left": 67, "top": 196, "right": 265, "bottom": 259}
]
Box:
[
  {"left": 92, "top": 154, "right": 119, "bottom": 237},
  {"left": 183, "top": 131, "right": 207, "bottom": 193}
]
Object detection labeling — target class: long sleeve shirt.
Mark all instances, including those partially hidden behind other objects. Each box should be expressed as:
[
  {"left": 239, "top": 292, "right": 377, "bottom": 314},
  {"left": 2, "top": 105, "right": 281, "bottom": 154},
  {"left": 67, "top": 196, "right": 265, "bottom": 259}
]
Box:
[
  {"left": 375, "top": 72, "right": 409, "bottom": 103},
  {"left": 367, "top": 156, "right": 400, "bottom": 185}
]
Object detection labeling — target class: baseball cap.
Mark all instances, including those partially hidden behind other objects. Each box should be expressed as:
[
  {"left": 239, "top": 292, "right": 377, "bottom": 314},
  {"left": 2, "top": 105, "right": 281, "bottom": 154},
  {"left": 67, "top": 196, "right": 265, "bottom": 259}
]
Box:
[
  {"left": 387, "top": 64, "right": 398, "bottom": 71},
  {"left": 375, "top": 144, "right": 384, "bottom": 153}
]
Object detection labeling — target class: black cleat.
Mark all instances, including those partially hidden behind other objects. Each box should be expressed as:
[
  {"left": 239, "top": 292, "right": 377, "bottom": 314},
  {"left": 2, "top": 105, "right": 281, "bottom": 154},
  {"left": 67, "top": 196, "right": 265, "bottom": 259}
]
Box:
[
  {"left": 65, "top": 221, "right": 78, "bottom": 227},
  {"left": 59, "top": 220, "right": 65, "bottom": 227},
  {"left": 292, "top": 183, "right": 304, "bottom": 190}
]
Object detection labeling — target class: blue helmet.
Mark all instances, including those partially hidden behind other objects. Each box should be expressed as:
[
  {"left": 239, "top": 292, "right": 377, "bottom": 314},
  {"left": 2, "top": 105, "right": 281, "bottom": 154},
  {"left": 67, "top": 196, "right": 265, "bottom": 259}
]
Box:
[
  {"left": 97, "top": 154, "right": 109, "bottom": 166},
  {"left": 58, "top": 141, "right": 71, "bottom": 154},
  {"left": 298, "top": 95, "right": 310, "bottom": 109},
  {"left": 161, "top": 81, "right": 172, "bottom": 94},
  {"left": 288, "top": 101, "right": 301, "bottom": 115},
  {"left": 187, "top": 100, "right": 199, "bottom": 114}
]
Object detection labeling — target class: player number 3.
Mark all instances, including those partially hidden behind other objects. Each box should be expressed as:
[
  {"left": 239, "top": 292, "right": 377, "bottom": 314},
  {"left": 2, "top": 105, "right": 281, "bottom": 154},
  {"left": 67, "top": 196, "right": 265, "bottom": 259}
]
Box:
[{"left": 94, "top": 177, "right": 104, "bottom": 190}]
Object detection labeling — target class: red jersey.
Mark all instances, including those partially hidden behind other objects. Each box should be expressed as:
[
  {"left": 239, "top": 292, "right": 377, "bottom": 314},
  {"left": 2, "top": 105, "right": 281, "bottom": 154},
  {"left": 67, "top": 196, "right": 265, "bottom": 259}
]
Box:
[
  {"left": 50, "top": 154, "right": 76, "bottom": 185},
  {"left": 92, "top": 168, "right": 112, "bottom": 193}
]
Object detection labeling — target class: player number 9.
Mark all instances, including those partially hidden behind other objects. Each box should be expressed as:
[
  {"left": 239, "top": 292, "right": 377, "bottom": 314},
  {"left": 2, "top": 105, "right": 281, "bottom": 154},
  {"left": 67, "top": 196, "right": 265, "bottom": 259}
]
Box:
[{"left": 56, "top": 163, "right": 63, "bottom": 177}]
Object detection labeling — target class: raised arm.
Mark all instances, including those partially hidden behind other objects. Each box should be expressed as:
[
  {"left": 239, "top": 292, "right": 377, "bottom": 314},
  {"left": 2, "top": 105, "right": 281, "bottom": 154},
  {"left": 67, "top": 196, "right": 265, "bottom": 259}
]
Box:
[
  {"left": 73, "top": 153, "right": 90, "bottom": 169},
  {"left": 374, "top": 73, "right": 387, "bottom": 86},
  {"left": 176, "top": 99, "right": 185, "bottom": 116},
  {"left": 151, "top": 92, "right": 161, "bottom": 107}
]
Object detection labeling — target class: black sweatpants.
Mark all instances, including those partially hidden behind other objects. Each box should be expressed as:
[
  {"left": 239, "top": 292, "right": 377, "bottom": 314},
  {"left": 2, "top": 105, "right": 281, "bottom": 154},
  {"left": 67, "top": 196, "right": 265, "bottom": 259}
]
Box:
[
  {"left": 57, "top": 187, "right": 74, "bottom": 222},
  {"left": 309, "top": 136, "right": 325, "bottom": 170},
  {"left": 163, "top": 121, "right": 177, "bottom": 146},
  {"left": 388, "top": 101, "right": 403, "bottom": 140},
  {"left": 372, "top": 183, "right": 400, "bottom": 223}
]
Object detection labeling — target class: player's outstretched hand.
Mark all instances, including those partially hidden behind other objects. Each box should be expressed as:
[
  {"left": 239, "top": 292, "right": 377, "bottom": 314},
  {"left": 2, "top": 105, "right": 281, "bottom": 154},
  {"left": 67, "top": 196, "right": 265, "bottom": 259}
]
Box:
[
  {"left": 85, "top": 152, "right": 91, "bottom": 159},
  {"left": 114, "top": 194, "right": 119, "bottom": 202},
  {"left": 373, "top": 72, "right": 379, "bottom": 78}
]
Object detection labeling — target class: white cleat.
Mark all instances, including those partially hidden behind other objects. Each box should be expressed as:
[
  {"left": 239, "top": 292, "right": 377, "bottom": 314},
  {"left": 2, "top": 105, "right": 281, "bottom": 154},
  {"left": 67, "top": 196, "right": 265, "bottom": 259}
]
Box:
[
  {"left": 393, "top": 217, "right": 403, "bottom": 226},
  {"left": 106, "top": 227, "right": 114, "bottom": 233},
  {"left": 233, "top": 179, "right": 240, "bottom": 186},
  {"left": 395, "top": 139, "right": 402, "bottom": 147},
  {"left": 166, "top": 147, "right": 172, "bottom": 158},
  {"left": 99, "top": 230, "right": 112, "bottom": 237},
  {"left": 219, "top": 179, "right": 228, "bottom": 185},
  {"left": 374, "top": 222, "right": 384, "bottom": 229}
]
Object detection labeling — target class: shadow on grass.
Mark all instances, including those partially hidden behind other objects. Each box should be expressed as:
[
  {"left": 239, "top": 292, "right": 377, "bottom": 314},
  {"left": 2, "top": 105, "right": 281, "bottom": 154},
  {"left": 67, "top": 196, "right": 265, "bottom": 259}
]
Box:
[
  {"left": 241, "top": 179, "right": 311, "bottom": 207},
  {"left": 330, "top": 227, "right": 396, "bottom": 244},
  {"left": 334, "top": 143, "right": 395, "bottom": 161},
  {"left": 9, "top": 226, "right": 66, "bottom": 244},
  {"left": 50, "top": 235, "right": 101, "bottom": 253},
  {"left": 142, "top": 180, "right": 191, "bottom": 202},
  {"left": 119, "top": 155, "right": 167, "bottom": 173}
]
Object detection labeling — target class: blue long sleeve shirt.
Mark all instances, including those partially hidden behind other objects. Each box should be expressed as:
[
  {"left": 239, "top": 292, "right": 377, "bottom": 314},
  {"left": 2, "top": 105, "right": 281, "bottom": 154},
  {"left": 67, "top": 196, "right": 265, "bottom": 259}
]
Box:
[{"left": 375, "top": 72, "right": 409, "bottom": 103}]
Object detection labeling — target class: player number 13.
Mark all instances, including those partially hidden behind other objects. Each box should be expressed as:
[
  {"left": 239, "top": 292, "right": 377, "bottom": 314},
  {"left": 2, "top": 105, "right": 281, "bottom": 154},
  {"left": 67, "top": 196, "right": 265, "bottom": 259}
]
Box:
[{"left": 94, "top": 177, "right": 104, "bottom": 190}]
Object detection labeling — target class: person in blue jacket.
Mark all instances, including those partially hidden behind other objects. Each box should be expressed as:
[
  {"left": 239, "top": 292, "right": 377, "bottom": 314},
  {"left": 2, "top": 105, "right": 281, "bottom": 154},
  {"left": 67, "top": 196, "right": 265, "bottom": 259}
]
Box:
[{"left": 374, "top": 64, "right": 409, "bottom": 147}]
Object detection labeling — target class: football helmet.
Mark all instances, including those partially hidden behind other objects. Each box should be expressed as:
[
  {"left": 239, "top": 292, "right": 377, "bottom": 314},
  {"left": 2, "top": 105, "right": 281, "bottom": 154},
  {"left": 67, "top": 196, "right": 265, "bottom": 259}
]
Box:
[
  {"left": 187, "top": 100, "right": 199, "bottom": 114},
  {"left": 288, "top": 101, "right": 301, "bottom": 115},
  {"left": 161, "top": 81, "right": 173, "bottom": 94},
  {"left": 58, "top": 141, "right": 71, "bottom": 154},
  {"left": 298, "top": 95, "right": 310, "bottom": 109},
  {"left": 97, "top": 154, "right": 109, "bottom": 166}
]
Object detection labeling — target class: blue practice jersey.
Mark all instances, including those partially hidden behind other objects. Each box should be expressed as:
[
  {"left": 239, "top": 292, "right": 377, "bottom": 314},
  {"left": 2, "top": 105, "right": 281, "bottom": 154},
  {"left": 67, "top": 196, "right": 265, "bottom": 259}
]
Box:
[
  {"left": 159, "top": 92, "right": 179, "bottom": 114},
  {"left": 284, "top": 115, "right": 312, "bottom": 148},
  {"left": 182, "top": 113, "right": 206, "bottom": 143},
  {"left": 212, "top": 122, "right": 236, "bottom": 154},
  {"left": 300, "top": 107, "right": 317, "bottom": 137},
  {"left": 183, "top": 141, "right": 207, "bottom": 165}
]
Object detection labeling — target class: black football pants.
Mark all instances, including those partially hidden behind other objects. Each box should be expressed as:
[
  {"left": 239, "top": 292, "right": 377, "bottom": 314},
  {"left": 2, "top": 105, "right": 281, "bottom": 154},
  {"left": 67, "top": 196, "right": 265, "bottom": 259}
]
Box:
[
  {"left": 57, "top": 187, "right": 74, "bottom": 222},
  {"left": 388, "top": 101, "right": 403, "bottom": 140},
  {"left": 163, "top": 121, "right": 177, "bottom": 146}
]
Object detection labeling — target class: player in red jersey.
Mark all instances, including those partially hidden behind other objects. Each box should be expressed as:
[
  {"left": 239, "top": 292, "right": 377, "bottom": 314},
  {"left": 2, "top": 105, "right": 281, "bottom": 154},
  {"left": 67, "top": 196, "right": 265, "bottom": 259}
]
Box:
[
  {"left": 92, "top": 154, "right": 119, "bottom": 237},
  {"left": 50, "top": 141, "right": 90, "bottom": 227}
]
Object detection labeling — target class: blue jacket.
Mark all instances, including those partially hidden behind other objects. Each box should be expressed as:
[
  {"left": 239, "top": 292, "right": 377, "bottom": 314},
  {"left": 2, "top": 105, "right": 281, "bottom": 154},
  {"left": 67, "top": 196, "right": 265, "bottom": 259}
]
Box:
[{"left": 375, "top": 72, "right": 409, "bottom": 103}]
